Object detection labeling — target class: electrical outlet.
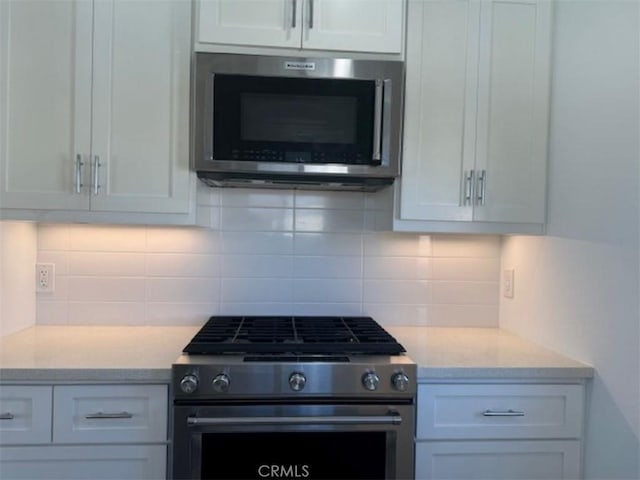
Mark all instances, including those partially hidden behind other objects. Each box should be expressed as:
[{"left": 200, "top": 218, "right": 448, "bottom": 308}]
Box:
[
  {"left": 503, "top": 268, "right": 514, "bottom": 298},
  {"left": 36, "top": 263, "right": 55, "bottom": 293}
]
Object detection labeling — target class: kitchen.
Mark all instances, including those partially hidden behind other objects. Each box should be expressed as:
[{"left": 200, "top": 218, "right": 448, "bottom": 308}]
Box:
[{"left": 0, "top": 1, "right": 638, "bottom": 480}]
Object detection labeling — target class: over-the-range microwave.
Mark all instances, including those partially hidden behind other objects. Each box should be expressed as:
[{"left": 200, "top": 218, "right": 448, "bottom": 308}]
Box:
[{"left": 191, "top": 52, "right": 404, "bottom": 191}]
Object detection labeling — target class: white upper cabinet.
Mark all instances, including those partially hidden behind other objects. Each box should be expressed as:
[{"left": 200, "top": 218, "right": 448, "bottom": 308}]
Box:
[
  {"left": 0, "top": 0, "right": 192, "bottom": 216},
  {"left": 398, "top": 0, "right": 552, "bottom": 233},
  {"left": 197, "top": 0, "right": 405, "bottom": 53}
]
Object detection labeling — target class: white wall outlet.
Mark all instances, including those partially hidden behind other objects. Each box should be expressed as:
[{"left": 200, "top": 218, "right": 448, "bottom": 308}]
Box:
[
  {"left": 503, "top": 268, "right": 514, "bottom": 298},
  {"left": 36, "top": 263, "right": 55, "bottom": 293}
]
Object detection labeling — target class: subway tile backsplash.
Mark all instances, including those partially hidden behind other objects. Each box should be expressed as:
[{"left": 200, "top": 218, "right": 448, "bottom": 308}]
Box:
[{"left": 36, "top": 188, "right": 500, "bottom": 327}]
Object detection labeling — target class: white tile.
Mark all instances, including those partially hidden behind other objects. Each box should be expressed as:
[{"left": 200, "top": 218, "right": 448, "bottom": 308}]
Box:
[
  {"left": 195, "top": 205, "right": 221, "bottom": 229},
  {"left": 294, "top": 191, "right": 365, "bottom": 210},
  {"left": 66, "top": 302, "right": 146, "bottom": 325},
  {"left": 37, "top": 251, "right": 69, "bottom": 276},
  {"left": 68, "top": 252, "right": 146, "bottom": 276},
  {"left": 146, "top": 253, "right": 220, "bottom": 277},
  {"left": 431, "top": 281, "right": 499, "bottom": 305},
  {"left": 219, "top": 303, "right": 295, "bottom": 316},
  {"left": 37, "top": 224, "right": 69, "bottom": 250},
  {"left": 293, "top": 279, "right": 362, "bottom": 303},
  {"left": 146, "top": 227, "right": 220, "bottom": 253},
  {"left": 221, "top": 232, "right": 294, "bottom": 255},
  {"left": 363, "top": 232, "right": 432, "bottom": 257},
  {"left": 36, "top": 276, "right": 69, "bottom": 302},
  {"left": 221, "top": 255, "right": 293, "bottom": 278},
  {"left": 363, "top": 280, "right": 430, "bottom": 304},
  {"left": 363, "top": 304, "right": 429, "bottom": 327},
  {"left": 36, "top": 302, "right": 68, "bottom": 325},
  {"left": 295, "top": 209, "right": 364, "bottom": 232},
  {"left": 67, "top": 225, "right": 147, "bottom": 252},
  {"left": 363, "top": 257, "right": 431, "bottom": 280},
  {"left": 364, "top": 187, "right": 394, "bottom": 210},
  {"left": 220, "top": 207, "right": 294, "bottom": 231},
  {"left": 196, "top": 182, "right": 221, "bottom": 206},
  {"left": 294, "top": 233, "right": 362, "bottom": 256},
  {"left": 222, "top": 188, "right": 294, "bottom": 208},
  {"left": 431, "top": 235, "right": 501, "bottom": 258},
  {"left": 431, "top": 258, "right": 500, "bottom": 281},
  {"left": 67, "top": 277, "right": 146, "bottom": 302},
  {"left": 146, "top": 303, "right": 218, "bottom": 325},
  {"left": 427, "top": 304, "right": 499, "bottom": 327},
  {"left": 293, "top": 256, "right": 361, "bottom": 278},
  {"left": 291, "top": 303, "right": 363, "bottom": 316},
  {"left": 222, "top": 278, "right": 292, "bottom": 303},
  {"left": 146, "top": 278, "right": 220, "bottom": 303}
]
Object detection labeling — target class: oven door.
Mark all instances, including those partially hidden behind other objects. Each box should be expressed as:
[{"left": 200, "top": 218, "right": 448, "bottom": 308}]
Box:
[{"left": 172, "top": 402, "right": 415, "bottom": 480}]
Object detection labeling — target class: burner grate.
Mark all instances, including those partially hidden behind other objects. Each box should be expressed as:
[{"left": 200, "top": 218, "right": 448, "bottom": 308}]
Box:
[{"left": 183, "top": 316, "right": 405, "bottom": 355}]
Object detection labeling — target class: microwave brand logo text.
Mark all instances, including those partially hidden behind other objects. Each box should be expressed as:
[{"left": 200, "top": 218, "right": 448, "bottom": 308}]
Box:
[
  {"left": 284, "top": 61, "right": 316, "bottom": 71},
  {"left": 258, "top": 464, "right": 310, "bottom": 478}
]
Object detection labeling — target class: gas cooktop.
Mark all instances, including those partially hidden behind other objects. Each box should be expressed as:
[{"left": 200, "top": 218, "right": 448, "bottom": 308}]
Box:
[{"left": 182, "top": 315, "right": 406, "bottom": 356}]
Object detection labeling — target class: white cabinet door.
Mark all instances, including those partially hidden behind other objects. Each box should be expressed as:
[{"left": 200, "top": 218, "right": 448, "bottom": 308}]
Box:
[
  {"left": 0, "top": 386, "right": 52, "bottom": 445},
  {"left": 198, "top": 0, "right": 302, "bottom": 48},
  {"left": 0, "top": 0, "right": 91, "bottom": 210},
  {"left": 415, "top": 440, "right": 581, "bottom": 480},
  {"left": 197, "top": 0, "right": 404, "bottom": 53},
  {"left": 90, "top": 0, "right": 191, "bottom": 214},
  {"left": 0, "top": 445, "right": 166, "bottom": 480},
  {"left": 398, "top": 0, "right": 552, "bottom": 230},
  {"left": 302, "top": 0, "right": 404, "bottom": 53}
]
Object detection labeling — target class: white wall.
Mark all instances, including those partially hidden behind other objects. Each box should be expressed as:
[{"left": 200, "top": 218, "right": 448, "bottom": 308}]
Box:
[
  {"left": 34, "top": 188, "right": 501, "bottom": 328},
  {"left": 0, "top": 221, "right": 37, "bottom": 337},
  {"left": 500, "top": 1, "right": 639, "bottom": 478}
]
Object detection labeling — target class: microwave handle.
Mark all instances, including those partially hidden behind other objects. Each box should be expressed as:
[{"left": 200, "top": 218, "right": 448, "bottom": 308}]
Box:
[{"left": 372, "top": 79, "right": 383, "bottom": 161}]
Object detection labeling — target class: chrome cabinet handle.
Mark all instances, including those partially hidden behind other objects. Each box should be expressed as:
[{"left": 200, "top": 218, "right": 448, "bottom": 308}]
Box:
[
  {"left": 291, "top": 0, "right": 297, "bottom": 28},
  {"left": 75, "top": 154, "right": 84, "bottom": 194},
  {"left": 482, "top": 409, "right": 525, "bottom": 417},
  {"left": 188, "top": 413, "right": 402, "bottom": 427},
  {"left": 476, "top": 169, "right": 486, "bottom": 205},
  {"left": 92, "top": 155, "right": 101, "bottom": 196},
  {"left": 308, "top": 0, "right": 314, "bottom": 29},
  {"left": 0, "top": 413, "right": 14, "bottom": 420},
  {"left": 85, "top": 411, "right": 133, "bottom": 420},
  {"left": 372, "top": 79, "right": 384, "bottom": 161},
  {"left": 463, "top": 170, "right": 475, "bottom": 205}
]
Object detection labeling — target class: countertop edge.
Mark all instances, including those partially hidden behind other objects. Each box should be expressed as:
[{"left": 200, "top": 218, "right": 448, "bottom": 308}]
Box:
[
  {"left": 416, "top": 366, "right": 595, "bottom": 381},
  {"left": 0, "top": 368, "right": 172, "bottom": 383}
]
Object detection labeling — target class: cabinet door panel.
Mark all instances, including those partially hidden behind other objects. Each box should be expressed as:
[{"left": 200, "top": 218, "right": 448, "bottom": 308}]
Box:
[
  {"left": 303, "top": 0, "right": 404, "bottom": 53},
  {"left": 415, "top": 440, "right": 581, "bottom": 480},
  {"left": 399, "top": 0, "right": 479, "bottom": 221},
  {"left": 0, "top": 445, "right": 166, "bottom": 480},
  {"left": 198, "top": 0, "right": 301, "bottom": 48},
  {"left": 91, "top": 0, "right": 191, "bottom": 214},
  {"left": 0, "top": 386, "right": 52, "bottom": 445},
  {"left": 474, "top": 0, "right": 552, "bottom": 223},
  {"left": 0, "top": 0, "right": 91, "bottom": 210}
]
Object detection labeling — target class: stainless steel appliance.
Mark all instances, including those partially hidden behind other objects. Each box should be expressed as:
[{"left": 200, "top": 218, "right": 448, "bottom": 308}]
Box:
[
  {"left": 171, "top": 316, "right": 416, "bottom": 480},
  {"left": 192, "top": 53, "right": 405, "bottom": 191}
]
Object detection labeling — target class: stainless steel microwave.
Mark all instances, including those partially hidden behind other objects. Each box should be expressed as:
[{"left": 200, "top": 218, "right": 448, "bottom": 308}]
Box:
[{"left": 191, "top": 53, "right": 404, "bottom": 191}]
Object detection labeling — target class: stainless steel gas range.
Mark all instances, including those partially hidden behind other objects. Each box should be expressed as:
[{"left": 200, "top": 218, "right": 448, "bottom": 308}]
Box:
[{"left": 171, "top": 315, "right": 416, "bottom": 480}]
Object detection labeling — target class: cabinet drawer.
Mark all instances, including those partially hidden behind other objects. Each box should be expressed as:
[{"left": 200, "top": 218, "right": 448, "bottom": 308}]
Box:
[
  {"left": 0, "top": 386, "right": 52, "bottom": 445},
  {"left": 417, "top": 384, "right": 584, "bottom": 440},
  {"left": 53, "top": 384, "right": 168, "bottom": 443}
]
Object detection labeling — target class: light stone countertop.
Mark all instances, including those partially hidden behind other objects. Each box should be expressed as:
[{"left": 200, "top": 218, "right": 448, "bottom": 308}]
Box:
[{"left": 0, "top": 325, "right": 593, "bottom": 383}]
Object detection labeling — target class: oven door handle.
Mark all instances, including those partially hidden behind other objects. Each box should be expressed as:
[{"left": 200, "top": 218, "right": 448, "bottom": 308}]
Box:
[{"left": 187, "top": 413, "right": 403, "bottom": 427}]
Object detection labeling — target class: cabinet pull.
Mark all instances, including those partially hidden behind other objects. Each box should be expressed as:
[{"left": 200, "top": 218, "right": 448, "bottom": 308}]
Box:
[
  {"left": 482, "top": 409, "right": 525, "bottom": 417},
  {"left": 75, "top": 154, "right": 84, "bottom": 194},
  {"left": 476, "top": 169, "right": 486, "bottom": 205},
  {"left": 308, "top": 0, "right": 314, "bottom": 29},
  {"left": 0, "top": 413, "right": 14, "bottom": 420},
  {"left": 372, "top": 79, "right": 383, "bottom": 161},
  {"left": 85, "top": 411, "right": 133, "bottom": 420},
  {"left": 291, "top": 0, "right": 297, "bottom": 28},
  {"left": 463, "top": 170, "right": 475, "bottom": 205},
  {"left": 92, "top": 155, "right": 101, "bottom": 196}
]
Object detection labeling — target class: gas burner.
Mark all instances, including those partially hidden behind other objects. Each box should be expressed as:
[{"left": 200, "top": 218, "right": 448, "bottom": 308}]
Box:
[{"left": 182, "top": 315, "right": 406, "bottom": 355}]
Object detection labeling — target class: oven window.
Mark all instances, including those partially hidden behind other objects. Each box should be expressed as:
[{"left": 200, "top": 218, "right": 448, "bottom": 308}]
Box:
[{"left": 200, "top": 431, "right": 385, "bottom": 480}]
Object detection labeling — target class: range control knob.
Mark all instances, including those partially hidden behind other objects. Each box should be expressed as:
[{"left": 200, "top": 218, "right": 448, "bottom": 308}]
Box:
[
  {"left": 212, "top": 373, "right": 231, "bottom": 393},
  {"left": 391, "top": 372, "right": 410, "bottom": 392},
  {"left": 362, "top": 372, "right": 380, "bottom": 391},
  {"left": 180, "top": 374, "right": 199, "bottom": 394},
  {"left": 289, "top": 372, "right": 306, "bottom": 392}
]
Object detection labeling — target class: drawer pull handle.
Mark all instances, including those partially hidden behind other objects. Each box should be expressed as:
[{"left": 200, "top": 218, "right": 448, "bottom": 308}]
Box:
[
  {"left": 85, "top": 411, "right": 133, "bottom": 420},
  {"left": 0, "top": 413, "right": 14, "bottom": 420},
  {"left": 482, "top": 409, "right": 525, "bottom": 417}
]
